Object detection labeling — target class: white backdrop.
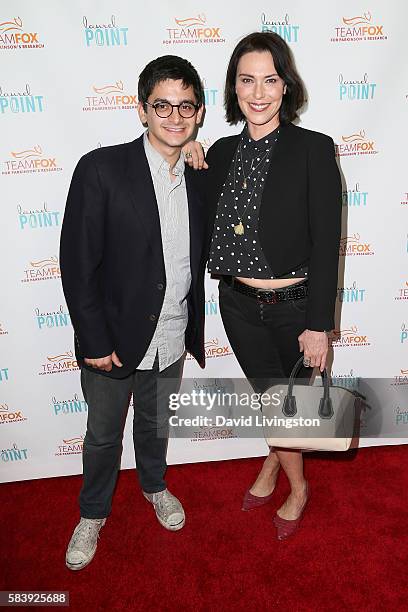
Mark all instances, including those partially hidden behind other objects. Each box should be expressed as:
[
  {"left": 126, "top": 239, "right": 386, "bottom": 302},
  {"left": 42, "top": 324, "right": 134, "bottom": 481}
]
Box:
[{"left": 1, "top": 1, "right": 407, "bottom": 482}]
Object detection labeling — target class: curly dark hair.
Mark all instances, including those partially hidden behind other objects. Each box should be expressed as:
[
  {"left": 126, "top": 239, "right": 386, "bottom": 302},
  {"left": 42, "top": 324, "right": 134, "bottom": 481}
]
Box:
[{"left": 224, "top": 32, "right": 306, "bottom": 125}]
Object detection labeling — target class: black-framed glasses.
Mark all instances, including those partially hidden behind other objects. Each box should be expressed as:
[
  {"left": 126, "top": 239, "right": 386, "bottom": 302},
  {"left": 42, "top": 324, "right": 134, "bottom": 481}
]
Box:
[{"left": 145, "top": 100, "right": 199, "bottom": 118}]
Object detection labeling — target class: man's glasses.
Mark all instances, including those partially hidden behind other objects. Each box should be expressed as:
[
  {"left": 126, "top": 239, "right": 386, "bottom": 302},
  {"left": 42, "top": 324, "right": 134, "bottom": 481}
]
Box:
[{"left": 145, "top": 100, "right": 199, "bottom": 119}]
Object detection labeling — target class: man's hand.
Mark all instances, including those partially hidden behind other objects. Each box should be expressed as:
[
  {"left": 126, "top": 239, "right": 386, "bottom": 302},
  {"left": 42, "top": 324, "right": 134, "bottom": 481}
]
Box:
[
  {"left": 84, "top": 350, "right": 123, "bottom": 372},
  {"left": 298, "top": 330, "right": 328, "bottom": 372},
  {"left": 182, "top": 141, "right": 208, "bottom": 170}
]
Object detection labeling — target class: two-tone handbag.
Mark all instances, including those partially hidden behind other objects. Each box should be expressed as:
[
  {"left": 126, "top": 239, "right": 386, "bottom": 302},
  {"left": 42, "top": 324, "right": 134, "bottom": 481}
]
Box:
[{"left": 261, "top": 356, "right": 359, "bottom": 451}]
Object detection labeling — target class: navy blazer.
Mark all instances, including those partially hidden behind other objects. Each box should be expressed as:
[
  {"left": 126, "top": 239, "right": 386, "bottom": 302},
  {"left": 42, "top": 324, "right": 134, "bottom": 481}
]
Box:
[
  {"left": 60, "top": 135, "right": 207, "bottom": 378},
  {"left": 205, "top": 123, "right": 342, "bottom": 331}
]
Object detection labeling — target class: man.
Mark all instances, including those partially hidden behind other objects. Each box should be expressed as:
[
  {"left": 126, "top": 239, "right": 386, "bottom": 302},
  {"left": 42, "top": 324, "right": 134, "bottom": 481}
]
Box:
[{"left": 60, "top": 55, "right": 206, "bottom": 570}]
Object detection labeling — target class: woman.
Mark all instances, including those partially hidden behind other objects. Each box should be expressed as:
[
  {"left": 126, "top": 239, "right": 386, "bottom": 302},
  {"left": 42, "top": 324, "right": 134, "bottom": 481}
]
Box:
[{"left": 187, "top": 32, "right": 341, "bottom": 539}]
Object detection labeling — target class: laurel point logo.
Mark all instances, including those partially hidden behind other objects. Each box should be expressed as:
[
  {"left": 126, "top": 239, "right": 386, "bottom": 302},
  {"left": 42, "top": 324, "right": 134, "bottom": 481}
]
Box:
[
  {"left": 338, "top": 73, "right": 377, "bottom": 102},
  {"left": 82, "top": 15, "right": 129, "bottom": 47},
  {"left": 342, "top": 182, "right": 368, "bottom": 207},
  {"left": 0, "top": 17, "right": 23, "bottom": 33},
  {"left": 260, "top": 13, "right": 300, "bottom": 42},
  {"left": 337, "top": 281, "right": 366, "bottom": 303}
]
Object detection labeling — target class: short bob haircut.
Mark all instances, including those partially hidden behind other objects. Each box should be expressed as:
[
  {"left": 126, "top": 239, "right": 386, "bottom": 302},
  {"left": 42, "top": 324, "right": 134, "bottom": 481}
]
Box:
[
  {"left": 224, "top": 32, "right": 306, "bottom": 125},
  {"left": 138, "top": 55, "right": 204, "bottom": 109}
]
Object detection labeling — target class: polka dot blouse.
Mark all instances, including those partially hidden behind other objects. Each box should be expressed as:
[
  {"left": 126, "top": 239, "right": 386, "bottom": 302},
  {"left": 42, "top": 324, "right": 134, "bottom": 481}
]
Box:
[{"left": 208, "top": 125, "right": 309, "bottom": 280}]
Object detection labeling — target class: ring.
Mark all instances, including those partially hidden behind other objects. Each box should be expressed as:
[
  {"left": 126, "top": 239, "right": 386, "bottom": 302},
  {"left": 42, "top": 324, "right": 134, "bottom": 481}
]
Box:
[
  {"left": 303, "top": 358, "right": 311, "bottom": 367},
  {"left": 184, "top": 151, "right": 192, "bottom": 159}
]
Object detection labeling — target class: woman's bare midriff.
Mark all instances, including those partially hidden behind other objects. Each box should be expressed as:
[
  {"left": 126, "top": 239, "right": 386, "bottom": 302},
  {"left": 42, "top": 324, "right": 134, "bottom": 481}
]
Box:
[{"left": 235, "top": 277, "right": 305, "bottom": 290}]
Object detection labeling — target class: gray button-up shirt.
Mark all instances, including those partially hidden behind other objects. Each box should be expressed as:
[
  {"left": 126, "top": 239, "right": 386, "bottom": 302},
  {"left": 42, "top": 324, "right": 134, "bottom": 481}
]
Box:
[{"left": 137, "top": 132, "right": 191, "bottom": 371}]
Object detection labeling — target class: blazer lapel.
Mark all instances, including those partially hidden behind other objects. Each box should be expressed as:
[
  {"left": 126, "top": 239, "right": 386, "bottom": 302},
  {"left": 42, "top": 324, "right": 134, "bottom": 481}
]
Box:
[
  {"left": 261, "top": 123, "right": 296, "bottom": 204},
  {"left": 206, "top": 136, "right": 238, "bottom": 240},
  {"left": 124, "top": 135, "right": 165, "bottom": 269},
  {"left": 124, "top": 135, "right": 206, "bottom": 281},
  {"left": 185, "top": 165, "right": 206, "bottom": 283},
  {"left": 210, "top": 137, "right": 237, "bottom": 210}
]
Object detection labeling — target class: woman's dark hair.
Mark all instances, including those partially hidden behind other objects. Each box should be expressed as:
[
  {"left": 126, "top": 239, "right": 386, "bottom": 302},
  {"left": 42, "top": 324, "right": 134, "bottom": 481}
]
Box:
[
  {"left": 224, "top": 32, "right": 306, "bottom": 125},
  {"left": 138, "top": 55, "right": 204, "bottom": 108}
]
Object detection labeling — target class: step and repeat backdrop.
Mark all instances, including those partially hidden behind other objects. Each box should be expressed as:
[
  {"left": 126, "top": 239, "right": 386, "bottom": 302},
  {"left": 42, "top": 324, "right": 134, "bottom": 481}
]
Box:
[{"left": 1, "top": 1, "right": 407, "bottom": 482}]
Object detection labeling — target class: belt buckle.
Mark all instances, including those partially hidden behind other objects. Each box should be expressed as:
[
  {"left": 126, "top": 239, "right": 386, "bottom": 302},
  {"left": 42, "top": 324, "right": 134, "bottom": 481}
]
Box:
[{"left": 259, "top": 289, "right": 278, "bottom": 305}]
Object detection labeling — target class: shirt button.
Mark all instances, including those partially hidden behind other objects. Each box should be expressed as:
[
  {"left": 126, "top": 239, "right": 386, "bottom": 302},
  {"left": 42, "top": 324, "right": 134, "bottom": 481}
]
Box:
[
  {"left": 157, "top": 283, "right": 164, "bottom": 290},
  {"left": 149, "top": 314, "right": 157, "bottom": 321}
]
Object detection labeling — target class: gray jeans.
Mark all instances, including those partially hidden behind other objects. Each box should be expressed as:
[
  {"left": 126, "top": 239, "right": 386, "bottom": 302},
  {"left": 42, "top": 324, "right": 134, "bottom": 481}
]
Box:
[{"left": 79, "top": 354, "right": 184, "bottom": 519}]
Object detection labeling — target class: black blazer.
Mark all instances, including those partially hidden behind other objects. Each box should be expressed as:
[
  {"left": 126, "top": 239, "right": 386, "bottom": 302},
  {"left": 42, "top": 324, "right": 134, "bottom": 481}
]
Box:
[
  {"left": 60, "top": 135, "right": 207, "bottom": 378},
  {"left": 205, "top": 123, "right": 342, "bottom": 331}
]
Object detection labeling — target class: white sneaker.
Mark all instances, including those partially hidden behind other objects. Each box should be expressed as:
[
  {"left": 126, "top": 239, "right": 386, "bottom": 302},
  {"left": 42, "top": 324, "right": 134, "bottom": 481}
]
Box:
[
  {"left": 65, "top": 517, "right": 106, "bottom": 571},
  {"left": 143, "top": 489, "right": 185, "bottom": 531}
]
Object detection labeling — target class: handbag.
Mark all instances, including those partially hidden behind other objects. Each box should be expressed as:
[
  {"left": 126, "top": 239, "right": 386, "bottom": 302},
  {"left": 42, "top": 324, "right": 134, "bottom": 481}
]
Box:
[{"left": 261, "top": 356, "right": 358, "bottom": 451}]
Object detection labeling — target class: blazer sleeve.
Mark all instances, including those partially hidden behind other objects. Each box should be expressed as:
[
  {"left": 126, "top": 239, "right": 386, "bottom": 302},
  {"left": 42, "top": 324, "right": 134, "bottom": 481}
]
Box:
[
  {"left": 306, "top": 134, "right": 342, "bottom": 332},
  {"left": 59, "top": 153, "right": 114, "bottom": 358}
]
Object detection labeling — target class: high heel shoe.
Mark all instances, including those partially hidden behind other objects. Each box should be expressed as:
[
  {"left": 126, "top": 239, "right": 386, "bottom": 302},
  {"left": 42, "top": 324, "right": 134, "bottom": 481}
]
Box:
[
  {"left": 273, "top": 482, "right": 310, "bottom": 540},
  {"left": 241, "top": 489, "right": 275, "bottom": 511}
]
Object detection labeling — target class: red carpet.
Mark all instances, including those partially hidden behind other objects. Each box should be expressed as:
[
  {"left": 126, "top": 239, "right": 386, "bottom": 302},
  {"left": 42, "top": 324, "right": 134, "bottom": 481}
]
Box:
[{"left": 1, "top": 445, "right": 407, "bottom": 611}]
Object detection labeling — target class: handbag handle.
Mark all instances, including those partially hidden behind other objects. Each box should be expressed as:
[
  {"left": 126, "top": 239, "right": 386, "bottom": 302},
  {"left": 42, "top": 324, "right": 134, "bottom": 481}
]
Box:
[{"left": 282, "top": 356, "right": 334, "bottom": 420}]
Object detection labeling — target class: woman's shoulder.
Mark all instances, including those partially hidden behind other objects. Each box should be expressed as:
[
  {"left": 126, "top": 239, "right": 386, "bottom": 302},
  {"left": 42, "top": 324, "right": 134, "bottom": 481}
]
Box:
[{"left": 286, "top": 123, "right": 334, "bottom": 146}]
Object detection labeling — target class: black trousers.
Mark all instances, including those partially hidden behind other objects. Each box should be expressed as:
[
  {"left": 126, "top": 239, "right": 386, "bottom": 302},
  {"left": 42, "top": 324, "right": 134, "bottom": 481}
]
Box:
[
  {"left": 79, "top": 354, "right": 184, "bottom": 519},
  {"left": 219, "top": 278, "right": 312, "bottom": 394}
]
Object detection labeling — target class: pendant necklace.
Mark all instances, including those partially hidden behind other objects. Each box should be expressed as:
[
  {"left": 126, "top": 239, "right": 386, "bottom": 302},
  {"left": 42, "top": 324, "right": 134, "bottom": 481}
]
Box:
[
  {"left": 232, "top": 130, "right": 279, "bottom": 234},
  {"left": 233, "top": 155, "right": 270, "bottom": 235},
  {"left": 237, "top": 143, "right": 271, "bottom": 190}
]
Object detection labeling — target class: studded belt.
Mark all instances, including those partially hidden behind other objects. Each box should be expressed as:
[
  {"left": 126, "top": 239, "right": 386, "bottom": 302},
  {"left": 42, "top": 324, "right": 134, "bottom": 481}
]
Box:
[{"left": 222, "top": 276, "right": 308, "bottom": 305}]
